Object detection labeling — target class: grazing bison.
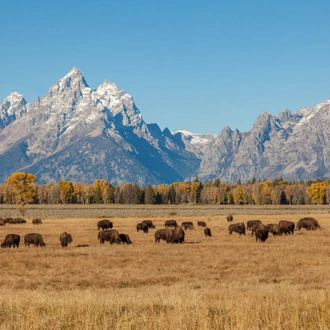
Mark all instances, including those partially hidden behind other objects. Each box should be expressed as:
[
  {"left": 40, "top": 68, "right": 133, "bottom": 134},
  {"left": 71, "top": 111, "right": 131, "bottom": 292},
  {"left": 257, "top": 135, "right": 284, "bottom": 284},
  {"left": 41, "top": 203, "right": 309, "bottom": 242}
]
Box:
[
  {"left": 24, "top": 233, "right": 46, "bottom": 247},
  {"left": 4, "top": 217, "right": 13, "bottom": 224},
  {"left": 98, "top": 229, "right": 120, "bottom": 245},
  {"left": 165, "top": 219, "right": 178, "bottom": 228},
  {"left": 266, "top": 223, "right": 279, "bottom": 236},
  {"left": 97, "top": 219, "right": 113, "bottom": 230},
  {"left": 155, "top": 228, "right": 173, "bottom": 243},
  {"left": 60, "top": 232, "right": 73, "bottom": 247},
  {"left": 229, "top": 222, "right": 246, "bottom": 235},
  {"left": 247, "top": 220, "right": 262, "bottom": 230},
  {"left": 1, "top": 234, "right": 20, "bottom": 248},
  {"left": 32, "top": 218, "right": 42, "bottom": 224},
  {"left": 296, "top": 217, "right": 321, "bottom": 231},
  {"left": 172, "top": 226, "right": 185, "bottom": 243},
  {"left": 251, "top": 222, "right": 263, "bottom": 236},
  {"left": 278, "top": 220, "right": 295, "bottom": 235},
  {"left": 181, "top": 221, "right": 194, "bottom": 230},
  {"left": 8, "top": 217, "right": 27, "bottom": 224},
  {"left": 136, "top": 222, "right": 149, "bottom": 233},
  {"left": 119, "top": 233, "right": 132, "bottom": 244},
  {"left": 141, "top": 220, "right": 155, "bottom": 229},
  {"left": 0, "top": 219, "right": 5, "bottom": 226},
  {"left": 255, "top": 224, "right": 269, "bottom": 242},
  {"left": 204, "top": 227, "right": 212, "bottom": 237},
  {"left": 227, "top": 215, "right": 233, "bottom": 222},
  {"left": 197, "top": 221, "right": 207, "bottom": 227}
]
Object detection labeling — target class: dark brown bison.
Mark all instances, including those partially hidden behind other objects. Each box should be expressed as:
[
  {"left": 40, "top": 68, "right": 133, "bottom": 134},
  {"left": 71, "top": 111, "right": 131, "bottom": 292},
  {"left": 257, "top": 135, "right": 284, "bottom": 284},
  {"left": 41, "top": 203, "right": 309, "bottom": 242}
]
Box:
[
  {"left": 4, "top": 217, "right": 13, "bottom": 223},
  {"left": 1, "top": 234, "right": 20, "bottom": 248},
  {"left": 97, "top": 219, "right": 113, "bottom": 230},
  {"left": 197, "top": 221, "right": 207, "bottom": 227},
  {"left": 251, "top": 222, "right": 263, "bottom": 236},
  {"left": 8, "top": 217, "right": 27, "bottom": 224},
  {"left": 181, "top": 221, "right": 194, "bottom": 230},
  {"left": 119, "top": 233, "right": 132, "bottom": 244},
  {"left": 255, "top": 224, "right": 269, "bottom": 242},
  {"left": 136, "top": 222, "right": 149, "bottom": 233},
  {"left": 247, "top": 220, "right": 262, "bottom": 230},
  {"left": 0, "top": 219, "right": 5, "bottom": 226},
  {"left": 172, "top": 226, "right": 185, "bottom": 243},
  {"left": 165, "top": 219, "right": 178, "bottom": 228},
  {"left": 229, "top": 222, "right": 246, "bottom": 235},
  {"left": 141, "top": 220, "right": 155, "bottom": 229},
  {"left": 32, "top": 218, "right": 43, "bottom": 224},
  {"left": 98, "top": 229, "right": 120, "bottom": 245},
  {"left": 155, "top": 228, "right": 173, "bottom": 243},
  {"left": 24, "top": 233, "right": 46, "bottom": 247},
  {"left": 204, "top": 227, "right": 212, "bottom": 237},
  {"left": 266, "top": 223, "right": 279, "bottom": 236},
  {"left": 296, "top": 217, "right": 321, "bottom": 231},
  {"left": 60, "top": 232, "right": 73, "bottom": 247},
  {"left": 278, "top": 220, "right": 295, "bottom": 235},
  {"left": 227, "top": 215, "right": 233, "bottom": 222}
]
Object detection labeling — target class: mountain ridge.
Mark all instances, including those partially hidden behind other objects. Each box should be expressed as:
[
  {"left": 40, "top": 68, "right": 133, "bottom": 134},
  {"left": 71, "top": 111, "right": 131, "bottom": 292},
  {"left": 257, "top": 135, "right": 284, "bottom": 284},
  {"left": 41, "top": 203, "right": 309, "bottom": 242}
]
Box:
[{"left": 1, "top": 67, "right": 330, "bottom": 184}]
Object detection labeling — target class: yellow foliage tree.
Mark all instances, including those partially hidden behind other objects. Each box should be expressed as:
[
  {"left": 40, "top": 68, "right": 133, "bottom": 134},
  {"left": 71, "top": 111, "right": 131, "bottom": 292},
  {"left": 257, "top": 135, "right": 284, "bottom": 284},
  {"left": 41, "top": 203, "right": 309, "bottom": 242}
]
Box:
[
  {"left": 5, "top": 172, "right": 37, "bottom": 215},
  {"left": 307, "top": 182, "right": 329, "bottom": 205}
]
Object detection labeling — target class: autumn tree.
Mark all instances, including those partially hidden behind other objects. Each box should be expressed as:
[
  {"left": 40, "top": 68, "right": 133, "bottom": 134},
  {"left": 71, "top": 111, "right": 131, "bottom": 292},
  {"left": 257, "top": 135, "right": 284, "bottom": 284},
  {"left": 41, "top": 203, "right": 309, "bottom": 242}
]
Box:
[
  {"left": 307, "top": 181, "right": 329, "bottom": 204},
  {"left": 58, "top": 180, "right": 74, "bottom": 204},
  {"left": 5, "top": 172, "right": 37, "bottom": 215}
]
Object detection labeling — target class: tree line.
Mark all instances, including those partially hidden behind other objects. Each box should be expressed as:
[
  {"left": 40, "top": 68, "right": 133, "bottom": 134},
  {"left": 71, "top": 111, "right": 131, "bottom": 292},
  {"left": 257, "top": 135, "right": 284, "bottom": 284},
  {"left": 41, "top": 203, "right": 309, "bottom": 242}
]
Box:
[{"left": 1, "top": 172, "right": 330, "bottom": 206}]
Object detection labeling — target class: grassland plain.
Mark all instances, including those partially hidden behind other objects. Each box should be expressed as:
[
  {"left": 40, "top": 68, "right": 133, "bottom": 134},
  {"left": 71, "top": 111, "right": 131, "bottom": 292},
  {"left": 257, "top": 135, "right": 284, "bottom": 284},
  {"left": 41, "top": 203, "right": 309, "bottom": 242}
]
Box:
[{"left": 0, "top": 205, "right": 330, "bottom": 329}]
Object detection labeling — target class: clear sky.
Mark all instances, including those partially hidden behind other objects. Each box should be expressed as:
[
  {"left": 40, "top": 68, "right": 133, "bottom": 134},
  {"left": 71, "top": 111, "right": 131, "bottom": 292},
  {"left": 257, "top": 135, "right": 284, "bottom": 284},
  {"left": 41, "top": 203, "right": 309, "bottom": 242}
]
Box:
[{"left": 1, "top": 1, "right": 330, "bottom": 135}]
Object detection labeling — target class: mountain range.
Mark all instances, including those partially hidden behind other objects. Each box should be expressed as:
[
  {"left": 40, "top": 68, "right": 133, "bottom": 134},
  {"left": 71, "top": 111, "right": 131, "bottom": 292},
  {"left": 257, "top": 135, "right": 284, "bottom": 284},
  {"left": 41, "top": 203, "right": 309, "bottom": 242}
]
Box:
[{"left": 1, "top": 67, "right": 330, "bottom": 185}]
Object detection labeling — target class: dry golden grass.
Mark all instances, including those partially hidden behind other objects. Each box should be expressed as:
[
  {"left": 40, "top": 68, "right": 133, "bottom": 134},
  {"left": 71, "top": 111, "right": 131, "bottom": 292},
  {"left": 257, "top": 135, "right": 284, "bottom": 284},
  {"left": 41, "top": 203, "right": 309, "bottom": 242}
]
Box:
[{"left": 0, "top": 206, "right": 330, "bottom": 329}]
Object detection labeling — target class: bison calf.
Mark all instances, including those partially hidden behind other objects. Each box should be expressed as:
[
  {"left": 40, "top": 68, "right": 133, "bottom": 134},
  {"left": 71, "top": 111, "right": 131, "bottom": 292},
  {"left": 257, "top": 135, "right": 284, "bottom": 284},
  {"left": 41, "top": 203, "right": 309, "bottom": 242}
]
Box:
[{"left": 119, "top": 233, "right": 132, "bottom": 244}]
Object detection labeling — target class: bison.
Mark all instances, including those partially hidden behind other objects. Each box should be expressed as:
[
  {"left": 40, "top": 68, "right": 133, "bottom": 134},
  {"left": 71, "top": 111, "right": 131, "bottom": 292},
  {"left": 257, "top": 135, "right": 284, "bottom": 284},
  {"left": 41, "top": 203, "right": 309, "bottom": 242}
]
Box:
[
  {"left": 278, "top": 220, "right": 295, "bottom": 235},
  {"left": 181, "top": 221, "right": 194, "bottom": 230},
  {"left": 1, "top": 234, "right": 20, "bottom": 248},
  {"left": 227, "top": 215, "right": 233, "bottom": 222},
  {"left": 197, "top": 221, "right": 207, "bottom": 227},
  {"left": 97, "top": 219, "right": 113, "bottom": 230},
  {"left": 251, "top": 222, "right": 263, "bottom": 236},
  {"left": 204, "top": 227, "right": 212, "bottom": 237},
  {"left": 136, "top": 222, "right": 149, "bottom": 233},
  {"left": 247, "top": 220, "right": 262, "bottom": 230},
  {"left": 229, "top": 222, "right": 246, "bottom": 235},
  {"left": 255, "top": 224, "right": 269, "bottom": 242},
  {"left": 98, "top": 229, "right": 120, "bottom": 245},
  {"left": 155, "top": 228, "right": 173, "bottom": 243},
  {"left": 296, "top": 217, "right": 321, "bottom": 231},
  {"left": 32, "top": 218, "right": 43, "bottom": 224},
  {"left": 172, "top": 226, "right": 185, "bottom": 243},
  {"left": 141, "top": 220, "right": 155, "bottom": 229},
  {"left": 266, "top": 223, "right": 279, "bottom": 236},
  {"left": 24, "top": 233, "right": 46, "bottom": 247},
  {"left": 164, "top": 219, "right": 178, "bottom": 228},
  {"left": 0, "top": 219, "right": 5, "bottom": 226},
  {"left": 119, "top": 233, "right": 132, "bottom": 244},
  {"left": 60, "top": 232, "right": 73, "bottom": 247}
]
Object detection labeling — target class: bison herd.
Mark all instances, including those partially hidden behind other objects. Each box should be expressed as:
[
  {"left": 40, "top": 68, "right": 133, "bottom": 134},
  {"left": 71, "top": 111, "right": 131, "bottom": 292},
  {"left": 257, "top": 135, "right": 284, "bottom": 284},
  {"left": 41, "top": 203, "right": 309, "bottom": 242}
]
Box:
[
  {"left": 228, "top": 217, "right": 322, "bottom": 243},
  {"left": 0, "top": 215, "right": 323, "bottom": 249}
]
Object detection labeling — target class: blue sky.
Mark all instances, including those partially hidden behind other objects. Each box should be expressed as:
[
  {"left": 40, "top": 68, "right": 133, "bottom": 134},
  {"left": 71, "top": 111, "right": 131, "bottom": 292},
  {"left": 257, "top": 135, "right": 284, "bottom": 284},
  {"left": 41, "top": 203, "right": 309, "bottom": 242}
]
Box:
[{"left": 1, "top": 1, "right": 330, "bottom": 134}]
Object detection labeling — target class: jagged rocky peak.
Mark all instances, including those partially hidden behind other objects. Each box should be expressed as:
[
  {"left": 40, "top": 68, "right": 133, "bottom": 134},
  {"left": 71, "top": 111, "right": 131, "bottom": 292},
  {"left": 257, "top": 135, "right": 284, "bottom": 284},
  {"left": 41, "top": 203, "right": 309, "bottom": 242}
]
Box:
[
  {"left": 0, "top": 92, "right": 29, "bottom": 129},
  {"left": 1, "top": 92, "right": 27, "bottom": 111}
]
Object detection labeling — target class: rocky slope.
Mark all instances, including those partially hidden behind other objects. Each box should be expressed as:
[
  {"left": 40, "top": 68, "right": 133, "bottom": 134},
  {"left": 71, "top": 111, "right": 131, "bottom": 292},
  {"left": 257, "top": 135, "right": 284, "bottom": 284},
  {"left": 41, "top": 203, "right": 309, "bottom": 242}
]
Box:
[{"left": 1, "top": 67, "right": 330, "bottom": 184}]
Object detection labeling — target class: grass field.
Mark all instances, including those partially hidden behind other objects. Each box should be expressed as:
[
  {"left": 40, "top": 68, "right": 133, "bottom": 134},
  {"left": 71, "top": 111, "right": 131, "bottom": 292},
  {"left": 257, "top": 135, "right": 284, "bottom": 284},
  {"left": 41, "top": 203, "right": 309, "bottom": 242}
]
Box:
[{"left": 0, "top": 205, "right": 330, "bottom": 329}]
